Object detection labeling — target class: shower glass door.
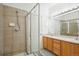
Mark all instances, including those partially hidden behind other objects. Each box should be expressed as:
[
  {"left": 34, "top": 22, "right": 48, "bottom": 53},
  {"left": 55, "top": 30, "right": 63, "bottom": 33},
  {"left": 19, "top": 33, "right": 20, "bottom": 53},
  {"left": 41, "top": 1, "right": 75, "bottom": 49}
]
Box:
[{"left": 26, "top": 4, "right": 40, "bottom": 54}]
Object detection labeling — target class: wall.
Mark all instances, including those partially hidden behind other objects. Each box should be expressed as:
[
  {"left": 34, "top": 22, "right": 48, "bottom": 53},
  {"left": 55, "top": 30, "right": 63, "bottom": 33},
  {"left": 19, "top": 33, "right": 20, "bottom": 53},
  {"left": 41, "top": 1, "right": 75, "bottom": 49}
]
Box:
[
  {"left": 48, "top": 18, "right": 60, "bottom": 35},
  {"left": 40, "top": 4, "right": 50, "bottom": 49},
  {"left": 0, "top": 4, "right": 4, "bottom": 55},
  {"left": 40, "top": 4, "right": 50, "bottom": 35},
  {"left": 4, "top": 5, "right": 27, "bottom": 55},
  {"left": 0, "top": 4, "right": 27, "bottom": 55}
]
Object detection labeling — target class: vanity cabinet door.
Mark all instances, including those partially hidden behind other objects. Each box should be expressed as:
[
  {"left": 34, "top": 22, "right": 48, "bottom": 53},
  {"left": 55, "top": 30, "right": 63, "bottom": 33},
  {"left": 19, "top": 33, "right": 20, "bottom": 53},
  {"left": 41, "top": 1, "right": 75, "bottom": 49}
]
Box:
[
  {"left": 61, "top": 41, "right": 73, "bottom": 56},
  {"left": 43, "top": 36, "right": 48, "bottom": 49},
  {"left": 73, "top": 44, "right": 79, "bottom": 56},
  {"left": 48, "top": 38, "right": 53, "bottom": 52},
  {"left": 53, "top": 39, "right": 61, "bottom": 55}
]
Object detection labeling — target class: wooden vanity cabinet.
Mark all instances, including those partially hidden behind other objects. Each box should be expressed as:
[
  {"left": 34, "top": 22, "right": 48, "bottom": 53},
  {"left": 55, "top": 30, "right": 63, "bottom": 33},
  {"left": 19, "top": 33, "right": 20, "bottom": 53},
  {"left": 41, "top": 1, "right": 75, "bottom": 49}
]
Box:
[{"left": 43, "top": 36, "right": 79, "bottom": 56}]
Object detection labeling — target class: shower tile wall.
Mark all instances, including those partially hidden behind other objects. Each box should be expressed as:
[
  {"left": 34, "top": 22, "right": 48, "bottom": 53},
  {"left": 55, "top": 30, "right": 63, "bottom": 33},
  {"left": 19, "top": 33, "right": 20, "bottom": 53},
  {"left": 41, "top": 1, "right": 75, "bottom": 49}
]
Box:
[
  {"left": 0, "top": 4, "right": 27, "bottom": 55},
  {"left": 0, "top": 4, "right": 4, "bottom": 55}
]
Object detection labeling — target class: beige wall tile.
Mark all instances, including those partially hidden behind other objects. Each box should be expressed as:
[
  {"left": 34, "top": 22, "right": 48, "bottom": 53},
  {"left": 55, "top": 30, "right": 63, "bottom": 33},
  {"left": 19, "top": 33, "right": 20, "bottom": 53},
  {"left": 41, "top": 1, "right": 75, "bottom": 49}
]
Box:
[{"left": 0, "top": 5, "right": 4, "bottom": 55}]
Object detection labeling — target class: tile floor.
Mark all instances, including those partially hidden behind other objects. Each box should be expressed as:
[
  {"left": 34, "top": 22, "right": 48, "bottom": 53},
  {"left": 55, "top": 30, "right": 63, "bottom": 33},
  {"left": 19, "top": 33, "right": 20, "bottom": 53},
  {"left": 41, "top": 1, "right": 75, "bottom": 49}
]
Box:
[
  {"left": 14, "top": 49, "right": 56, "bottom": 56},
  {"left": 40, "top": 49, "right": 55, "bottom": 56}
]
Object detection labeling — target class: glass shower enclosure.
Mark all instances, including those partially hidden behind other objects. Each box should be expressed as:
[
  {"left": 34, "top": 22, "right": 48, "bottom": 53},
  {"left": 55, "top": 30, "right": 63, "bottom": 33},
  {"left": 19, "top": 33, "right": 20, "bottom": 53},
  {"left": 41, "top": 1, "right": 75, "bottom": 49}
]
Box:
[{"left": 26, "top": 3, "right": 40, "bottom": 54}]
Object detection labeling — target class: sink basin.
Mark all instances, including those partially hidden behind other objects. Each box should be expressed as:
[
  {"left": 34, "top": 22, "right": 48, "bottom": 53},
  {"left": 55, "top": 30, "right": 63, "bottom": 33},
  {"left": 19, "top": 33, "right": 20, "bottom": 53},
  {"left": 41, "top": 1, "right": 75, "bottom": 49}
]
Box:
[{"left": 44, "top": 35, "right": 79, "bottom": 44}]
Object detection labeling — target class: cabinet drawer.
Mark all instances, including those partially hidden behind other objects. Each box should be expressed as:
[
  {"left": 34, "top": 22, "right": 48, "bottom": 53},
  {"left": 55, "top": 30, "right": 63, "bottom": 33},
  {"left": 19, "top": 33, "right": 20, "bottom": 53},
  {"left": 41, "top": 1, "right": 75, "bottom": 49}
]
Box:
[
  {"left": 53, "top": 39, "right": 61, "bottom": 49},
  {"left": 48, "top": 38, "right": 53, "bottom": 52},
  {"left": 53, "top": 48, "right": 60, "bottom": 55},
  {"left": 53, "top": 43, "right": 60, "bottom": 49},
  {"left": 53, "top": 39, "right": 60, "bottom": 44}
]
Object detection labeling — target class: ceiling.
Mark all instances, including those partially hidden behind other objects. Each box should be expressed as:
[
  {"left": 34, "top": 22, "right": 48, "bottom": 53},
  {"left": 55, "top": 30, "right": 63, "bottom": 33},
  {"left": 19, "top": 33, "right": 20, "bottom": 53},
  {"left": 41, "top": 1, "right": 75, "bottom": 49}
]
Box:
[
  {"left": 3, "top": 3, "right": 79, "bottom": 16},
  {"left": 49, "top": 3, "right": 79, "bottom": 16},
  {"left": 40, "top": 3, "right": 56, "bottom": 16},
  {"left": 3, "top": 3, "right": 36, "bottom": 12},
  {"left": 3, "top": 3, "right": 56, "bottom": 16}
]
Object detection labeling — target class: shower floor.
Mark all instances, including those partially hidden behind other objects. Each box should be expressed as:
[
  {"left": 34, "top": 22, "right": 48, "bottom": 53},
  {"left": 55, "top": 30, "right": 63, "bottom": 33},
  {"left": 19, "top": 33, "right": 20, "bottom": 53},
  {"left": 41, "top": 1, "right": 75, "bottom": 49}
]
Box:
[{"left": 14, "top": 49, "right": 56, "bottom": 56}]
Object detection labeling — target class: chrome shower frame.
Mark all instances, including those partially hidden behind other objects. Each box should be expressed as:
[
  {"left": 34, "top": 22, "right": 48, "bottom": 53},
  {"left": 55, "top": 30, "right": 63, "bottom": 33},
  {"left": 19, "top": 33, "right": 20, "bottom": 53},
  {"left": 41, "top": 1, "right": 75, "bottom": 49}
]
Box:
[{"left": 25, "top": 3, "right": 40, "bottom": 55}]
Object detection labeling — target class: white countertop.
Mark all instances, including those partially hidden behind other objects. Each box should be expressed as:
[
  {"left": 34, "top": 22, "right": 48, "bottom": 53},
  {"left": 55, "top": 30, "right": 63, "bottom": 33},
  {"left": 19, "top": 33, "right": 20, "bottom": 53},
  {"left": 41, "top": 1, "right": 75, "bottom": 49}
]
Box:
[{"left": 44, "top": 35, "right": 79, "bottom": 44}]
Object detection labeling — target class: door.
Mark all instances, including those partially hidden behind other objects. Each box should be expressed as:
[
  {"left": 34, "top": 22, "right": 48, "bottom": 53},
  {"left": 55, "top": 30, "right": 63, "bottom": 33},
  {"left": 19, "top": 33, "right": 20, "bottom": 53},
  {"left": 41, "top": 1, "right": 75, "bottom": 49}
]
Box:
[
  {"left": 61, "top": 41, "right": 73, "bottom": 56},
  {"left": 31, "top": 9, "right": 39, "bottom": 52},
  {"left": 53, "top": 39, "right": 61, "bottom": 55},
  {"left": 48, "top": 38, "right": 53, "bottom": 52},
  {"left": 73, "top": 44, "right": 79, "bottom": 56},
  {"left": 26, "top": 4, "right": 40, "bottom": 53}
]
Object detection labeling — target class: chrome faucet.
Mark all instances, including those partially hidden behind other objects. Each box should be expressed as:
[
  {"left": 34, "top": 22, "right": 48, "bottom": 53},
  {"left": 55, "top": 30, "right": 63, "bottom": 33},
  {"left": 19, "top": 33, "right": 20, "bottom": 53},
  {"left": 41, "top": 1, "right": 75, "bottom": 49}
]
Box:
[{"left": 75, "top": 35, "right": 79, "bottom": 40}]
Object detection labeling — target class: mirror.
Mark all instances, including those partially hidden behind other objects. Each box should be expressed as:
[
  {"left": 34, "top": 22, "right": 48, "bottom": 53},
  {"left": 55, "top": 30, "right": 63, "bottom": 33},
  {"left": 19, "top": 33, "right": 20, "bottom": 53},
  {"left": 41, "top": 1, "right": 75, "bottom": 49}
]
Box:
[{"left": 60, "top": 19, "right": 79, "bottom": 36}]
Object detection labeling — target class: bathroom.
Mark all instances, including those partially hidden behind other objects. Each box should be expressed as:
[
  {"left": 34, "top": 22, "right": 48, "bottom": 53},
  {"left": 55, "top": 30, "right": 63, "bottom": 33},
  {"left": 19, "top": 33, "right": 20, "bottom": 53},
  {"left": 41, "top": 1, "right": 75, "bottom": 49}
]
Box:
[{"left": 0, "top": 2, "right": 79, "bottom": 56}]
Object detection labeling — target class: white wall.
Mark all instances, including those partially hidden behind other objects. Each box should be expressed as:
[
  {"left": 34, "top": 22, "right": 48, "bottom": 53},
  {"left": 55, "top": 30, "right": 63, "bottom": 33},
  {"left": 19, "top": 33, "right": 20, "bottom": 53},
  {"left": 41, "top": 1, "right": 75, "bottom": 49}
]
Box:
[
  {"left": 40, "top": 3, "right": 53, "bottom": 49},
  {"left": 48, "top": 18, "right": 60, "bottom": 35},
  {"left": 40, "top": 3, "right": 50, "bottom": 35}
]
